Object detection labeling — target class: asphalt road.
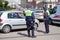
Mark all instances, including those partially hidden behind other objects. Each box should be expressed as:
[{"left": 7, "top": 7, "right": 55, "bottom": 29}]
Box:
[{"left": 0, "top": 22, "right": 60, "bottom": 40}]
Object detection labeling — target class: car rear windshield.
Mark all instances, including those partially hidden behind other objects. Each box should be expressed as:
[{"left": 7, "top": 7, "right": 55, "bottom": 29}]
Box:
[
  {"left": 35, "top": 11, "right": 43, "bottom": 13},
  {"left": 0, "top": 12, "right": 3, "bottom": 17}
]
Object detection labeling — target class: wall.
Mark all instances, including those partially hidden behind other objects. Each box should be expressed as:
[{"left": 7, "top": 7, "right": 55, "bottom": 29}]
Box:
[{"left": 43, "top": 0, "right": 58, "bottom": 8}]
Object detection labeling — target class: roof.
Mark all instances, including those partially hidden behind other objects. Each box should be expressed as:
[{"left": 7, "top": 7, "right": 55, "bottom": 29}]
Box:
[{"left": 0, "top": 11, "right": 23, "bottom": 13}]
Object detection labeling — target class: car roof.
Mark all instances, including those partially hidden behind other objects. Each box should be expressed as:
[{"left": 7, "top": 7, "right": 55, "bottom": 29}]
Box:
[
  {"left": 0, "top": 11, "right": 23, "bottom": 13},
  {"left": 35, "top": 9, "right": 43, "bottom": 11}
]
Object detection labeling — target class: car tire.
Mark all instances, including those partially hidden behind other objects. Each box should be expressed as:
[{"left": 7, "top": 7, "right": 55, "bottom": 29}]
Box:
[
  {"left": 2, "top": 25, "right": 11, "bottom": 33},
  {"left": 34, "top": 23, "right": 38, "bottom": 31}
]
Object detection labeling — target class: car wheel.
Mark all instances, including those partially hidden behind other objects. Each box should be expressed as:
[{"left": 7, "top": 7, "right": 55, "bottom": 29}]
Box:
[
  {"left": 2, "top": 25, "right": 11, "bottom": 33},
  {"left": 34, "top": 23, "right": 38, "bottom": 31}
]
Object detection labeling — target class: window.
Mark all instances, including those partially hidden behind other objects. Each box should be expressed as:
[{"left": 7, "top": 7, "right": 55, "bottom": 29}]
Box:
[
  {"left": 53, "top": 6, "right": 57, "bottom": 14},
  {"left": 8, "top": 12, "right": 25, "bottom": 19},
  {"left": 8, "top": 13, "right": 14, "bottom": 18},
  {"left": 35, "top": 10, "right": 43, "bottom": 13},
  {"left": 17, "top": 12, "right": 25, "bottom": 18}
]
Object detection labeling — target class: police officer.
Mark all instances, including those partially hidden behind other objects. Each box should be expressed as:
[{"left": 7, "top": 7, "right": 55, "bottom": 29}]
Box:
[
  {"left": 52, "top": 6, "right": 57, "bottom": 14},
  {"left": 46, "top": 9, "right": 50, "bottom": 16},
  {"left": 43, "top": 6, "right": 49, "bottom": 33},
  {"left": 24, "top": 9, "right": 35, "bottom": 37},
  {"left": 49, "top": 5, "right": 53, "bottom": 14}
]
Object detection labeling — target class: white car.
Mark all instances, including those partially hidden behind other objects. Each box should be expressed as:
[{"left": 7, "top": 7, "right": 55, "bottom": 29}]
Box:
[
  {"left": 34, "top": 10, "right": 44, "bottom": 21},
  {"left": 0, "top": 11, "right": 39, "bottom": 33},
  {"left": 49, "top": 4, "right": 60, "bottom": 24}
]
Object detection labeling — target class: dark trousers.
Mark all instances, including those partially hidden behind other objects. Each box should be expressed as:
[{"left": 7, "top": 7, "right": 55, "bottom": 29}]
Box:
[
  {"left": 44, "top": 20, "right": 49, "bottom": 33},
  {"left": 26, "top": 21, "right": 35, "bottom": 36}
]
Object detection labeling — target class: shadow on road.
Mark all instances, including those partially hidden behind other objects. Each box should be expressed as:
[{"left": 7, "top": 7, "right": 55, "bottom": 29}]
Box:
[
  {"left": 0, "top": 32, "right": 60, "bottom": 39},
  {"left": 0, "top": 28, "right": 27, "bottom": 33},
  {"left": 18, "top": 33, "right": 28, "bottom": 37},
  {"left": 36, "top": 33, "right": 60, "bottom": 36},
  {"left": 50, "top": 23, "right": 60, "bottom": 27},
  {"left": 36, "top": 30, "right": 45, "bottom": 33},
  {"left": 11, "top": 28, "right": 27, "bottom": 32},
  {"left": 0, "top": 36, "right": 25, "bottom": 39}
]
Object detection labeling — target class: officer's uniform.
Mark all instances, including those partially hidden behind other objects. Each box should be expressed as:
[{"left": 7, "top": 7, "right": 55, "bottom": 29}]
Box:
[
  {"left": 44, "top": 12, "right": 49, "bottom": 33},
  {"left": 24, "top": 10, "right": 35, "bottom": 37},
  {"left": 43, "top": 7, "right": 49, "bottom": 33},
  {"left": 46, "top": 9, "right": 50, "bottom": 15}
]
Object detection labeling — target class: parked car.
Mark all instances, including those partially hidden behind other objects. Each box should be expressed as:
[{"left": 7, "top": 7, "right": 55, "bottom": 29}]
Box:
[
  {"left": 49, "top": 4, "right": 60, "bottom": 24},
  {"left": 0, "top": 11, "right": 39, "bottom": 33},
  {"left": 34, "top": 10, "right": 44, "bottom": 21}
]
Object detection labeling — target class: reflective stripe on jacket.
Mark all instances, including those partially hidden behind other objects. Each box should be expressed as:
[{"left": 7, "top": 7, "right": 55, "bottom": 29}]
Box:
[
  {"left": 25, "top": 10, "right": 35, "bottom": 21},
  {"left": 25, "top": 10, "right": 32, "bottom": 16},
  {"left": 46, "top": 10, "right": 50, "bottom": 15}
]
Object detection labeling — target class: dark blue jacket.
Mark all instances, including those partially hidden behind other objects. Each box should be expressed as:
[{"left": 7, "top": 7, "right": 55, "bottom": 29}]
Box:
[
  {"left": 44, "top": 12, "right": 49, "bottom": 20},
  {"left": 25, "top": 12, "right": 35, "bottom": 21}
]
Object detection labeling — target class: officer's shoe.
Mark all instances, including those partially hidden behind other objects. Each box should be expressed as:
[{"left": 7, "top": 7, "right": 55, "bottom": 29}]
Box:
[
  {"left": 28, "top": 35, "right": 30, "bottom": 37},
  {"left": 31, "top": 36, "right": 36, "bottom": 38},
  {"left": 44, "top": 32, "right": 49, "bottom": 34},
  {"left": 46, "top": 31, "right": 49, "bottom": 33}
]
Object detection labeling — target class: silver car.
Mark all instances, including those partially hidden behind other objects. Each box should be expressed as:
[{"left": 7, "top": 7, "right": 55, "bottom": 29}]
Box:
[
  {"left": 49, "top": 4, "right": 60, "bottom": 24},
  {"left": 0, "top": 11, "right": 39, "bottom": 33},
  {"left": 34, "top": 10, "right": 44, "bottom": 21}
]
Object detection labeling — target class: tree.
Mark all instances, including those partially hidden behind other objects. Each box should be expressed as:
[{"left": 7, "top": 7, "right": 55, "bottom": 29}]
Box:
[
  {"left": 0, "top": 0, "right": 3, "bottom": 7},
  {"left": 4, "top": 1, "right": 8, "bottom": 8}
]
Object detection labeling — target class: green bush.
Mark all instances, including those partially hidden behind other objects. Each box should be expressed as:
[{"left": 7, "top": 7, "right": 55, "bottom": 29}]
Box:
[
  {"left": 0, "top": 0, "right": 3, "bottom": 7},
  {"left": 0, "top": 0, "right": 14, "bottom": 10},
  {"left": 4, "top": 1, "right": 8, "bottom": 8}
]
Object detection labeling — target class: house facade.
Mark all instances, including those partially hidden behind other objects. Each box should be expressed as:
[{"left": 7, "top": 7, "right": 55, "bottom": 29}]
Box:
[
  {"left": 43, "top": 0, "right": 58, "bottom": 8},
  {"left": 5, "top": 0, "right": 59, "bottom": 8}
]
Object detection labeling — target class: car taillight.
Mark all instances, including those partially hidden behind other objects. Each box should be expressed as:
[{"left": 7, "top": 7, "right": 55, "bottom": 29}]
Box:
[
  {"left": 0, "top": 18, "right": 2, "bottom": 22},
  {"left": 53, "top": 15, "right": 60, "bottom": 18},
  {"left": 40, "top": 14, "right": 44, "bottom": 16}
]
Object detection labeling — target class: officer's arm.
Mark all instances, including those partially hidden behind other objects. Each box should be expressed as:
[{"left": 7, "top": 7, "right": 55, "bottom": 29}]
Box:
[{"left": 32, "top": 12, "right": 35, "bottom": 22}]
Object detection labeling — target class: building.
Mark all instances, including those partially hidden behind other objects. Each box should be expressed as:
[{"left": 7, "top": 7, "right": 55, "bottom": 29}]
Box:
[
  {"left": 7, "top": 0, "right": 43, "bottom": 8},
  {"left": 26, "top": 0, "right": 36, "bottom": 8},
  {"left": 58, "top": 0, "right": 60, "bottom": 2},
  {"left": 26, "top": 0, "right": 43, "bottom": 8},
  {"left": 8, "top": 0, "right": 27, "bottom": 8},
  {"left": 31, "top": 0, "right": 58, "bottom": 8},
  {"left": 7, "top": 0, "right": 21, "bottom": 8},
  {"left": 35, "top": 0, "right": 43, "bottom": 9},
  {"left": 43, "top": 0, "right": 58, "bottom": 8},
  {"left": 58, "top": 0, "right": 60, "bottom": 3},
  {"left": 21, "top": 0, "right": 26, "bottom": 8}
]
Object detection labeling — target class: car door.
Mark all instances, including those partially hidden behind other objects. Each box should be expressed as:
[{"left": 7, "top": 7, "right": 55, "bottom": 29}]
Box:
[
  {"left": 16, "top": 12, "right": 26, "bottom": 28},
  {"left": 8, "top": 12, "right": 26, "bottom": 29}
]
